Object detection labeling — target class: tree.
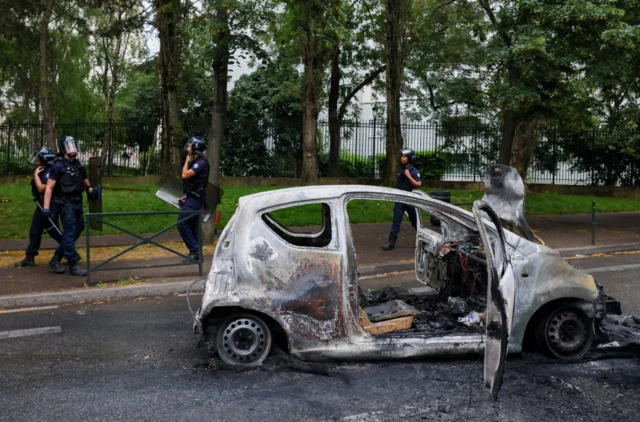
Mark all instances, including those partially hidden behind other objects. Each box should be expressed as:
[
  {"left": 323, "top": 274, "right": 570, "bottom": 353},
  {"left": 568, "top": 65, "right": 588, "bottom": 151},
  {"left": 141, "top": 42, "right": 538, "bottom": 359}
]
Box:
[
  {"left": 39, "top": 0, "right": 56, "bottom": 148},
  {"left": 155, "top": 0, "right": 183, "bottom": 177},
  {"left": 223, "top": 64, "right": 303, "bottom": 176},
  {"left": 475, "top": 0, "right": 639, "bottom": 178},
  {"left": 326, "top": 0, "right": 385, "bottom": 177},
  {"left": 277, "top": 0, "right": 342, "bottom": 185},
  {"left": 382, "top": 0, "right": 415, "bottom": 186},
  {"left": 88, "top": 0, "right": 147, "bottom": 121}
]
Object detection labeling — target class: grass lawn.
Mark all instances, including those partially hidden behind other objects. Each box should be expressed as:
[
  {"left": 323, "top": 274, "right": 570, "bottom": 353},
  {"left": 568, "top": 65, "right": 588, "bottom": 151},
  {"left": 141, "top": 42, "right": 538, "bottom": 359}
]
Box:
[{"left": 1, "top": 179, "right": 639, "bottom": 240}]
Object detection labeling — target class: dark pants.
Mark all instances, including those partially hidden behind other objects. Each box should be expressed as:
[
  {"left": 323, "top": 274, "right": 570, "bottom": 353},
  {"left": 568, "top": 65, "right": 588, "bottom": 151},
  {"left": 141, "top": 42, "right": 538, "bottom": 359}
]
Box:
[
  {"left": 55, "top": 199, "right": 85, "bottom": 263},
  {"left": 25, "top": 201, "right": 62, "bottom": 257},
  {"left": 178, "top": 195, "right": 205, "bottom": 254},
  {"left": 390, "top": 202, "right": 418, "bottom": 239}
]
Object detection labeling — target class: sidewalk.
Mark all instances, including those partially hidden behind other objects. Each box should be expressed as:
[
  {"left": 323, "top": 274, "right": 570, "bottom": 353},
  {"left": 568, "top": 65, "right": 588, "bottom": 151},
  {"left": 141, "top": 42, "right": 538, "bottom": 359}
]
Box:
[{"left": 1, "top": 212, "right": 639, "bottom": 306}]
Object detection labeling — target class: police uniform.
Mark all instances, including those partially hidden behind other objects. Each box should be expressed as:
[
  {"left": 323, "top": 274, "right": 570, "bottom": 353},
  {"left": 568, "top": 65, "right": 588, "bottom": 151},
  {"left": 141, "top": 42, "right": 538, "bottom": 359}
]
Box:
[
  {"left": 22, "top": 165, "right": 62, "bottom": 259},
  {"left": 178, "top": 156, "right": 209, "bottom": 255},
  {"left": 48, "top": 158, "right": 88, "bottom": 264},
  {"left": 389, "top": 164, "right": 421, "bottom": 239}
]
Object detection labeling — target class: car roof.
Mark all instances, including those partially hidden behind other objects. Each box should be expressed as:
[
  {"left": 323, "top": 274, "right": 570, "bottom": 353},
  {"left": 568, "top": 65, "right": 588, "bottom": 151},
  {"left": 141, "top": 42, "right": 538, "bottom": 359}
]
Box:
[{"left": 237, "top": 185, "right": 425, "bottom": 212}]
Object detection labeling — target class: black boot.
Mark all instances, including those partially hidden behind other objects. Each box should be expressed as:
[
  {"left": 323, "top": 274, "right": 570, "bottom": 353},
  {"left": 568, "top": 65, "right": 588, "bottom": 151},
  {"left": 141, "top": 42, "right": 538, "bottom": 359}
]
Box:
[
  {"left": 48, "top": 253, "right": 66, "bottom": 274},
  {"left": 68, "top": 262, "right": 87, "bottom": 277},
  {"left": 63, "top": 252, "right": 82, "bottom": 266},
  {"left": 14, "top": 255, "right": 36, "bottom": 267},
  {"left": 382, "top": 235, "right": 397, "bottom": 251},
  {"left": 182, "top": 253, "right": 199, "bottom": 263}
]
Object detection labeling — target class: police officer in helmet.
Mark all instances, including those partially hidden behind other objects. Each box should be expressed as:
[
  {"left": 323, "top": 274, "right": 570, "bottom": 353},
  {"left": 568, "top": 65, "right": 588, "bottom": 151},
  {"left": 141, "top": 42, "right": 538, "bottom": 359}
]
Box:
[
  {"left": 14, "top": 147, "right": 63, "bottom": 267},
  {"left": 382, "top": 148, "right": 422, "bottom": 250},
  {"left": 43, "top": 136, "right": 94, "bottom": 276},
  {"left": 178, "top": 137, "right": 209, "bottom": 262}
]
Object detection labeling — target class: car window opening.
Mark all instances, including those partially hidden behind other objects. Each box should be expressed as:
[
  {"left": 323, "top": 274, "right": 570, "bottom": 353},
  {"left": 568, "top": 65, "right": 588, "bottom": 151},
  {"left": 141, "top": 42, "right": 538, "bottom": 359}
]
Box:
[{"left": 262, "top": 202, "right": 332, "bottom": 248}]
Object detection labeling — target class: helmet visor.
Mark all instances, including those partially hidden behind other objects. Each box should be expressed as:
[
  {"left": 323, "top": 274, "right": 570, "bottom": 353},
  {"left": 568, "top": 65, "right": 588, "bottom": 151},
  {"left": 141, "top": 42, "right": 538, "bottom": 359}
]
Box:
[
  {"left": 28, "top": 151, "right": 39, "bottom": 164},
  {"left": 63, "top": 138, "right": 80, "bottom": 155}
]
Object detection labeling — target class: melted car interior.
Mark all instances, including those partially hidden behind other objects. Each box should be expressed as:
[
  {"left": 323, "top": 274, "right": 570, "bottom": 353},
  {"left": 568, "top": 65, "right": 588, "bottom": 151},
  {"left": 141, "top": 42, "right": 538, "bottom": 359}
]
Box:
[{"left": 346, "top": 198, "right": 490, "bottom": 337}]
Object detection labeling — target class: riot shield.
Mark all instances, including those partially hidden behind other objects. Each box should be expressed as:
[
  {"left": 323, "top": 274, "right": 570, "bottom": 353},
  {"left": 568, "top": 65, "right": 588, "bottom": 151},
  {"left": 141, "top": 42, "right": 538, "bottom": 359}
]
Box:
[
  {"left": 88, "top": 157, "right": 103, "bottom": 231},
  {"left": 155, "top": 164, "right": 183, "bottom": 210},
  {"left": 155, "top": 164, "right": 221, "bottom": 222}
]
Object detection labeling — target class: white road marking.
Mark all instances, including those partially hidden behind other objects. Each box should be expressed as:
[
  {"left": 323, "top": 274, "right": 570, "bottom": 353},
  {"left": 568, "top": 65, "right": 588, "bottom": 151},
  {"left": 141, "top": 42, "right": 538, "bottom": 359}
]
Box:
[
  {"left": 0, "top": 305, "right": 58, "bottom": 314},
  {"left": 0, "top": 326, "right": 62, "bottom": 339},
  {"left": 579, "top": 263, "right": 640, "bottom": 274}
]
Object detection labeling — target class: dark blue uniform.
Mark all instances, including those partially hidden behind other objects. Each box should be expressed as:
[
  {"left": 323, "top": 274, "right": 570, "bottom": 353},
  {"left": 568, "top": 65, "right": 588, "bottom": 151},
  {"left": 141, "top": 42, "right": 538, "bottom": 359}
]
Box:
[
  {"left": 48, "top": 158, "right": 87, "bottom": 263},
  {"left": 178, "top": 157, "right": 209, "bottom": 254},
  {"left": 390, "top": 165, "right": 421, "bottom": 239},
  {"left": 25, "top": 166, "right": 62, "bottom": 257}
]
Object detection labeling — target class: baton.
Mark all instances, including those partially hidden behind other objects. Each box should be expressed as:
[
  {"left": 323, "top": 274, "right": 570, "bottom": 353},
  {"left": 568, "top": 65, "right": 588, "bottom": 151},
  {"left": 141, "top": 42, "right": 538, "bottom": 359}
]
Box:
[{"left": 34, "top": 200, "right": 62, "bottom": 236}]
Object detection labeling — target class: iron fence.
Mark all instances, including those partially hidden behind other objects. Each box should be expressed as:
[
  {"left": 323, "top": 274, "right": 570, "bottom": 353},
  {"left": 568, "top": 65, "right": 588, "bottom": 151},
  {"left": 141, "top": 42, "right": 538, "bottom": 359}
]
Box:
[
  {"left": 2, "top": 120, "right": 639, "bottom": 186},
  {"left": 0, "top": 121, "right": 157, "bottom": 177}
]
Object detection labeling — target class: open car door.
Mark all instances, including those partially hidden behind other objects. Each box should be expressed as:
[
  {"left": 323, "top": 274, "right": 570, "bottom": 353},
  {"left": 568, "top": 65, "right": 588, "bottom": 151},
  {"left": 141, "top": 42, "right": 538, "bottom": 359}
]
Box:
[{"left": 472, "top": 200, "right": 515, "bottom": 400}]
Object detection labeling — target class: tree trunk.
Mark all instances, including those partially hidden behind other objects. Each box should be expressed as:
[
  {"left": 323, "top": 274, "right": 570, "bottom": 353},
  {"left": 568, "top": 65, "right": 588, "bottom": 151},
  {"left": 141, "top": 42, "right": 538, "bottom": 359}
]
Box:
[
  {"left": 499, "top": 109, "right": 517, "bottom": 165},
  {"left": 327, "top": 45, "right": 341, "bottom": 178},
  {"left": 383, "top": 0, "right": 405, "bottom": 186},
  {"left": 203, "top": 4, "right": 230, "bottom": 244},
  {"left": 39, "top": 0, "right": 55, "bottom": 150},
  {"left": 510, "top": 120, "right": 542, "bottom": 183},
  {"left": 156, "top": 0, "right": 182, "bottom": 177},
  {"left": 301, "top": 33, "right": 320, "bottom": 186}
]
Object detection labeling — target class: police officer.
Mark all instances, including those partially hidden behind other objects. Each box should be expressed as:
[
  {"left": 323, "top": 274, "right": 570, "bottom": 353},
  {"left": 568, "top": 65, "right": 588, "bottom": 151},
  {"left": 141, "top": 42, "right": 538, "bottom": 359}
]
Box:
[
  {"left": 382, "top": 149, "right": 422, "bottom": 250},
  {"left": 14, "top": 147, "right": 63, "bottom": 267},
  {"left": 178, "top": 137, "right": 209, "bottom": 262},
  {"left": 43, "top": 136, "right": 94, "bottom": 276}
]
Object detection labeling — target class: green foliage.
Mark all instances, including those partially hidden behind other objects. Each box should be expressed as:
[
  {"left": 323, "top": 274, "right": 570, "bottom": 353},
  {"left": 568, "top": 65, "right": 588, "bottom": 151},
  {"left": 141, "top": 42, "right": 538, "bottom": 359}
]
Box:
[
  {"left": 221, "top": 64, "right": 304, "bottom": 177},
  {"left": 318, "top": 152, "right": 373, "bottom": 178},
  {"left": 376, "top": 150, "right": 450, "bottom": 181}
]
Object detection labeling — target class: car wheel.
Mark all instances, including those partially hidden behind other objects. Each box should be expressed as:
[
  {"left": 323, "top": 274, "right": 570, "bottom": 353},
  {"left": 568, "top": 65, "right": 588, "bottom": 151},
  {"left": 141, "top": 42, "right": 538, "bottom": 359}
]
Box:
[
  {"left": 216, "top": 313, "right": 272, "bottom": 367},
  {"left": 537, "top": 305, "right": 594, "bottom": 361}
]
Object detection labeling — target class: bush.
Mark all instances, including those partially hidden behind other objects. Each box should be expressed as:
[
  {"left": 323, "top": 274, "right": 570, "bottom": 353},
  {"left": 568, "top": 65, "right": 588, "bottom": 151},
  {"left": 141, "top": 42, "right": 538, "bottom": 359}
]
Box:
[
  {"left": 318, "top": 152, "right": 374, "bottom": 178},
  {"left": 376, "top": 150, "right": 449, "bottom": 180}
]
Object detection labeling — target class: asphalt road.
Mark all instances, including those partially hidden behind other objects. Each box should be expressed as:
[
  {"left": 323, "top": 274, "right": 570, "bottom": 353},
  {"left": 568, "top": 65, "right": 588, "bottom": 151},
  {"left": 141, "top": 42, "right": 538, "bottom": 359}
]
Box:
[
  {"left": 566, "top": 251, "right": 640, "bottom": 316},
  {"left": 1, "top": 253, "right": 639, "bottom": 422}
]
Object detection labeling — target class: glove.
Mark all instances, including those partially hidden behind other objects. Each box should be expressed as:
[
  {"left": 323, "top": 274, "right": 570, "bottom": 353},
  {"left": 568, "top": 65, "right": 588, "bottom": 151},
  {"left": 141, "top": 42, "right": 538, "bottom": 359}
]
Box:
[
  {"left": 42, "top": 208, "right": 51, "bottom": 217},
  {"left": 87, "top": 186, "right": 100, "bottom": 201}
]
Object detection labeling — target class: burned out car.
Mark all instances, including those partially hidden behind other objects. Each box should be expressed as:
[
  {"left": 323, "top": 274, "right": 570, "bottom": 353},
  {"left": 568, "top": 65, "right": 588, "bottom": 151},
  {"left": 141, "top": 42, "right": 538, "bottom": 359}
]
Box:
[{"left": 194, "top": 185, "right": 623, "bottom": 397}]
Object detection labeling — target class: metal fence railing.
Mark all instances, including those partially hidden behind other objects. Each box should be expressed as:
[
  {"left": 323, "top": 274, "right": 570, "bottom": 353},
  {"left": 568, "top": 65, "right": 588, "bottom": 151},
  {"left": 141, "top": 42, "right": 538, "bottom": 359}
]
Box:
[
  {"left": 85, "top": 210, "right": 203, "bottom": 286},
  {"left": 0, "top": 121, "right": 158, "bottom": 177},
  {"left": 2, "top": 120, "right": 639, "bottom": 186}
]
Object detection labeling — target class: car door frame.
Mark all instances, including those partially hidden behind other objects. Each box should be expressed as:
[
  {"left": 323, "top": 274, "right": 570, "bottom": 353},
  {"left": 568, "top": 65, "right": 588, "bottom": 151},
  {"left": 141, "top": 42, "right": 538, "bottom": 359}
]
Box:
[{"left": 472, "top": 200, "right": 515, "bottom": 400}]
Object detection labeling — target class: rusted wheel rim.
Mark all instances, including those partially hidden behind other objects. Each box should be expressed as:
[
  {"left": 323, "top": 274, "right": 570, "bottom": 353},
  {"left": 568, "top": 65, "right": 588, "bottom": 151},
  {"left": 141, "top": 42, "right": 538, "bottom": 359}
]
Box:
[
  {"left": 545, "top": 308, "right": 592, "bottom": 359},
  {"left": 218, "top": 316, "right": 271, "bottom": 366}
]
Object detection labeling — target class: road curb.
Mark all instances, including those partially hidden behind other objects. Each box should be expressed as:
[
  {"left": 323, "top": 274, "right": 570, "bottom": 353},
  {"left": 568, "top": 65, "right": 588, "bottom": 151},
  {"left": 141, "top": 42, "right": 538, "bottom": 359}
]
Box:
[
  {"left": 557, "top": 242, "right": 640, "bottom": 257},
  {"left": 358, "top": 262, "right": 414, "bottom": 276},
  {"left": 0, "top": 278, "right": 205, "bottom": 308}
]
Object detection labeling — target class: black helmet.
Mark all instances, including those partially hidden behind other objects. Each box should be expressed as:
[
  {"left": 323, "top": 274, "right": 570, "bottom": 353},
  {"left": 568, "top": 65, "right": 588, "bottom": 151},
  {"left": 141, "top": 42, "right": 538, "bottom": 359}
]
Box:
[
  {"left": 187, "top": 137, "right": 207, "bottom": 155},
  {"left": 400, "top": 148, "right": 416, "bottom": 163},
  {"left": 29, "top": 146, "right": 56, "bottom": 165},
  {"left": 58, "top": 136, "right": 80, "bottom": 156}
]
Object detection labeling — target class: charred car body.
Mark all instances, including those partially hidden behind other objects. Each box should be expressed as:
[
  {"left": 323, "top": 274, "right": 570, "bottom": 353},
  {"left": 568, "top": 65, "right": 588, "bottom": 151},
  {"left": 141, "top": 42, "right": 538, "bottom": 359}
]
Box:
[{"left": 194, "top": 183, "right": 629, "bottom": 398}]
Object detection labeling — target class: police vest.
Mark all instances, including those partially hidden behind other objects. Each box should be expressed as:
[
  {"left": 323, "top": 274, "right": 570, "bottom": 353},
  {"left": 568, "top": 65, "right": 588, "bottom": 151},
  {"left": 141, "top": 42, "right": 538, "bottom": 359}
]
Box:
[
  {"left": 59, "top": 159, "right": 85, "bottom": 196},
  {"left": 396, "top": 165, "right": 416, "bottom": 192},
  {"left": 183, "top": 158, "right": 209, "bottom": 195}
]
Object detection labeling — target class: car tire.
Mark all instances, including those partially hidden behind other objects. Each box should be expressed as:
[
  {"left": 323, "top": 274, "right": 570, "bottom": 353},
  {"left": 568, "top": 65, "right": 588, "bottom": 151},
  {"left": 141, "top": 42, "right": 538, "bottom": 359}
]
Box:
[
  {"left": 216, "top": 313, "right": 272, "bottom": 367},
  {"left": 536, "top": 305, "right": 594, "bottom": 361}
]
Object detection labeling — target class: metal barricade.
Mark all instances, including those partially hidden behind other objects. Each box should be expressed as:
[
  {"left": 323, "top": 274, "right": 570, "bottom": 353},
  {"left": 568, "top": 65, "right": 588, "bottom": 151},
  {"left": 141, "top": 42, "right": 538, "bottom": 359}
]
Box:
[{"left": 85, "top": 211, "right": 202, "bottom": 285}]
